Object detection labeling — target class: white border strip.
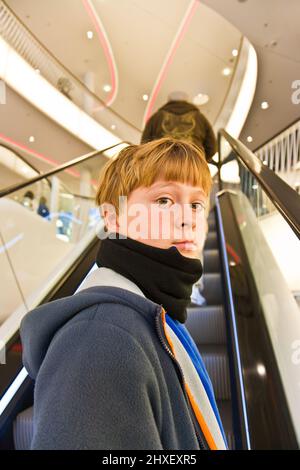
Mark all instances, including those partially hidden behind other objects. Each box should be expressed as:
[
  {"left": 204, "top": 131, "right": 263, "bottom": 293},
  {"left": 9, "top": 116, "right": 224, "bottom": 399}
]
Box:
[{"left": 0, "top": 367, "right": 28, "bottom": 416}]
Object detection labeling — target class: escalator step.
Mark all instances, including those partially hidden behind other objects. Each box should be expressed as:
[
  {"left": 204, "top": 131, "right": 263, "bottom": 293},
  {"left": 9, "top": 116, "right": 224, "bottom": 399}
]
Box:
[
  {"left": 225, "top": 432, "right": 235, "bottom": 450},
  {"left": 203, "top": 249, "right": 220, "bottom": 273},
  {"left": 217, "top": 400, "right": 232, "bottom": 426},
  {"left": 186, "top": 305, "right": 226, "bottom": 345},
  {"left": 202, "top": 273, "right": 223, "bottom": 305},
  {"left": 13, "top": 406, "right": 33, "bottom": 450},
  {"left": 204, "top": 231, "right": 218, "bottom": 250},
  {"left": 217, "top": 399, "right": 234, "bottom": 449},
  {"left": 198, "top": 344, "right": 231, "bottom": 400},
  {"left": 208, "top": 217, "right": 216, "bottom": 231}
]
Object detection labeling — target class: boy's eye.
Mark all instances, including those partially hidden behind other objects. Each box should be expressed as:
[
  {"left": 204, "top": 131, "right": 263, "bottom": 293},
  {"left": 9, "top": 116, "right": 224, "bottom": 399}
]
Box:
[
  {"left": 191, "top": 202, "right": 205, "bottom": 212},
  {"left": 156, "top": 197, "right": 173, "bottom": 207},
  {"left": 155, "top": 199, "right": 205, "bottom": 212}
]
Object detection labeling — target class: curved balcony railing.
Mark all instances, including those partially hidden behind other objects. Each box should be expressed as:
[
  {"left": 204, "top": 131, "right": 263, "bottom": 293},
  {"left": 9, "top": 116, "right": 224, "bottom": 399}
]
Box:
[{"left": 0, "top": 0, "right": 141, "bottom": 142}]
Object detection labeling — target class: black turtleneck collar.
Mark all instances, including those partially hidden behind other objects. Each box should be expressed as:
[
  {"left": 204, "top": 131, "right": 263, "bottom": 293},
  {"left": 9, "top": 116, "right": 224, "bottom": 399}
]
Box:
[{"left": 96, "top": 233, "right": 202, "bottom": 323}]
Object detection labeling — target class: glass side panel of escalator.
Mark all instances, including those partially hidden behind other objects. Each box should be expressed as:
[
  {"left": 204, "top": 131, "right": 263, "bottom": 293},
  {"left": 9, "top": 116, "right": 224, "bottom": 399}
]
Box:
[
  {"left": 0, "top": 150, "right": 110, "bottom": 340},
  {"left": 218, "top": 136, "right": 300, "bottom": 446}
]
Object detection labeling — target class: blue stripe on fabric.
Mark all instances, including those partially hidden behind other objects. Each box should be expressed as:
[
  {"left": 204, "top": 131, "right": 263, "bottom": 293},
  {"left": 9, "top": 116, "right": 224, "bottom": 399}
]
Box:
[{"left": 166, "top": 314, "right": 228, "bottom": 447}]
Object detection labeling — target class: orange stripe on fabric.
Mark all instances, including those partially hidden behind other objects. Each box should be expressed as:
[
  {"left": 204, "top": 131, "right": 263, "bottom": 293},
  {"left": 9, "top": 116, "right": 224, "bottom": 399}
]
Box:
[
  {"left": 185, "top": 383, "right": 218, "bottom": 450},
  {"left": 160, "top": 307, "right": 218, "bottom": 451},
  {"left": 161, "top": 308, "right": 176, "bottom": 356}
]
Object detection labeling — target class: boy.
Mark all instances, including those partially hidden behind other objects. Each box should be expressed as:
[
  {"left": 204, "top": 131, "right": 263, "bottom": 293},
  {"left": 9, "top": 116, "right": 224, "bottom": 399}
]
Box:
[
  {"left": 141, "top": 92, "right": 216, "bottom": 306},
  {"left": 21, "top": 138, "right": 227, "bottom": 450}
]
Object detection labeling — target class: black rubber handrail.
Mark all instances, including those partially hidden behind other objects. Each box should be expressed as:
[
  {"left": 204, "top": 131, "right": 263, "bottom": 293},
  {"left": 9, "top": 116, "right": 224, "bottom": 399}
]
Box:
[
  {"left": 0, "top": 141, "right": 129, "bottom": 198},
  {"left": 0, "top": 143, "right": 54, "bottom": 193},
  {"left": 0, "top": 143, "right": 41, "bottom": 176},
  {"left": 218, "top": 129, "right": 300, "bottom": 239}
]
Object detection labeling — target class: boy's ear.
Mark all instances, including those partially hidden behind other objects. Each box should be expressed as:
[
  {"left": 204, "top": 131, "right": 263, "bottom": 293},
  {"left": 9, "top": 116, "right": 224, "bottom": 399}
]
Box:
[{"left": 100, "top": 203, "right": 120, "bottom": 233}]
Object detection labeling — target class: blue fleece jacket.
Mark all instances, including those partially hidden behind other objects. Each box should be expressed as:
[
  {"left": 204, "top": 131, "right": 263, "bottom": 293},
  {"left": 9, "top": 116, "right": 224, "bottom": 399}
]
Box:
[
  {"left": 20, "top": 287, "right": 201, "bottom": 449},
  {"left": 20, "top": 279, "right": 225, "bottom": 450}
]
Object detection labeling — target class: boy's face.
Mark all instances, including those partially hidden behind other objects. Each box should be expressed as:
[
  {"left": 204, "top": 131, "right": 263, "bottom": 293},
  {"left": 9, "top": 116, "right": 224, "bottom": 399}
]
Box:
[{"left": 105, "top": 179, "right": 208, "bottom": 259}]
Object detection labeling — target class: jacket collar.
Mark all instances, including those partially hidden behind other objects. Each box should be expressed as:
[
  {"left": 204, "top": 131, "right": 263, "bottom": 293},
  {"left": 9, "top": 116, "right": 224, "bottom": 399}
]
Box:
[{"left": 76, "top": 266, "right": 146, "bottom": 299}]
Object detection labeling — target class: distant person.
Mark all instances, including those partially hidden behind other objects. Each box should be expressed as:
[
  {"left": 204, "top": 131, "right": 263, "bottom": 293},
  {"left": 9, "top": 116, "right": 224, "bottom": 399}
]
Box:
[
  {"left": 21, "top": 190, "right": 36, "bottom": 211},
  {"left": 57, "top": 77, "right": 72, "bottom": 100},
  {"left": 141, "top": 91, "right": 217, "bottom": 162},
  {"left": 37, "top": 196, "right": 50, "bottom": 219}
]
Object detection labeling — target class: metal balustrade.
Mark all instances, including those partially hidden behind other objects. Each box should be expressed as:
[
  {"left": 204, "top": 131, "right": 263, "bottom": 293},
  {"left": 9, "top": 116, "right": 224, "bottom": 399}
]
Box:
[
  {"left": 219, "top": 120, "right": 300, "bottom": 219},
  {"left": 218, "top": 129, "right": 300, "bottom": 237},
  {"left": 255, "top": 119, "right": 300, "bottom": 192}
]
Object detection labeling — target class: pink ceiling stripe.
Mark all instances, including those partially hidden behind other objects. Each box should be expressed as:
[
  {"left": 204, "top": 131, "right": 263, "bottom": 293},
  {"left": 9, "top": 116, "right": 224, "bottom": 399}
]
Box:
[
  {"left": 143, "top": 0, "right": 199, "bottom": 126},
  {"left": 82, "top": 0, "right": 118, "bottom": 109},
  {"left": 0, "top": 133, "right": 80, "bottom": 178}
]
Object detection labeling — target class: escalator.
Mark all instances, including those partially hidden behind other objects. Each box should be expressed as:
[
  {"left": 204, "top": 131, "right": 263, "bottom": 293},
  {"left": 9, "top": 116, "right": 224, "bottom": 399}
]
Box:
[
  {"left": 0, "top": 131, "right": 299, "bottom": 450},
  {"left": 185, "top": 130, "right": 300, "bottom": 449}
]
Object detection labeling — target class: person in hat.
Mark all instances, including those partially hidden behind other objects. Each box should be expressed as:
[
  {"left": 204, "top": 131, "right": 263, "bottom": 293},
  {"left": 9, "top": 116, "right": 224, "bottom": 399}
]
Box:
[{"left": 141, "top": 91, "right": 217, "bottom": 162}]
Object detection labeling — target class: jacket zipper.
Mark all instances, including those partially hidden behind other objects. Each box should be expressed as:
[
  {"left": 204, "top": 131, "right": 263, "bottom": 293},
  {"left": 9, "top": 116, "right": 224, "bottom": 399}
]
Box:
[{"left": 154, "top": 309, "right": 208, "bottom": 450}]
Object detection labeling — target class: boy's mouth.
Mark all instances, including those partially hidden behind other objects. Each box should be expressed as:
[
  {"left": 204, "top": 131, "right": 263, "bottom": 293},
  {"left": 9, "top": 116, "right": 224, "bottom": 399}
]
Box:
[{"left": 172, "top": 241, "right": 198, "bottom": 251}]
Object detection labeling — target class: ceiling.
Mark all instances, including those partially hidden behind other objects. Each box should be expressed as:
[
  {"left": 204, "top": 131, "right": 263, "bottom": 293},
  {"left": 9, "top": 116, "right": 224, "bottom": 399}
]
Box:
[
  {"left": 0, "top": 84, "right": 113, "bottom": 193},
  {"left": 2, "top": 0, "right": 299, "bottom": 161},
  {"left": 0, "top": 85, "right": 92, "bottom": 173},
  {"left": 202, "top": 0, "right": 300, "bottom": 150},
  {"left": 5, "top": 0, "right": 242, "bottom": 131}
]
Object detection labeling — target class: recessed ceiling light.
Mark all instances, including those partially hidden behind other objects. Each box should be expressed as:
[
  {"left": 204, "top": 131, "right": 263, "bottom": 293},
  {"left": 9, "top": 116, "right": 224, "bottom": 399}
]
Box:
[
  {"left": 222, "top": 67, "right": 232, "bottom": 76},
  {"left": 29, "top": 136, "right": 35, "bottom": 143},
  {"left": 111, "top": 124, "right": 116, "bottom": 130},
  {"left": 103, "top": 84, "right": 112, "bottom": 93},
  {"left": 142, "top": 94, "right": 149, "bottom": 101},
  {"left": 232, "top": 49, "right": 239, "bottom": 57},
  {"left": 261, "top": 101, "right": 269, "bottom": 109},
  {"left": 35, "top": 68, "right": 40, "bottom": 74},
  {"left": 247, "top": 136, "right": 253, "bottom": 143},
  {"left": 193, "top": 93, "right": 210, "bottom": 106},
  {"left": 87, "top": 31, "right": 94, "bottom": 39}
]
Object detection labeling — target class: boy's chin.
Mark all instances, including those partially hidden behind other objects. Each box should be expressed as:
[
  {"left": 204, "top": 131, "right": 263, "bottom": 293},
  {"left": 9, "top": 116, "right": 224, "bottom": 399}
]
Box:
[
  {"left": 173, "top": 247, "right": 201, "bottom": 259},
  {"left": 181, "top": 252, "right": 200, "bottom": 260}
]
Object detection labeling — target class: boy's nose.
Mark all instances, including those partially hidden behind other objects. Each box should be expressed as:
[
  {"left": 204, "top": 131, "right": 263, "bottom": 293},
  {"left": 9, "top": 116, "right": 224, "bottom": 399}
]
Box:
[
  {"left": 173, "top": 205, "right": 196, "bottom": 229},
  {"left": 176, "top": 218, "right": 195, "bottom": 229}
]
